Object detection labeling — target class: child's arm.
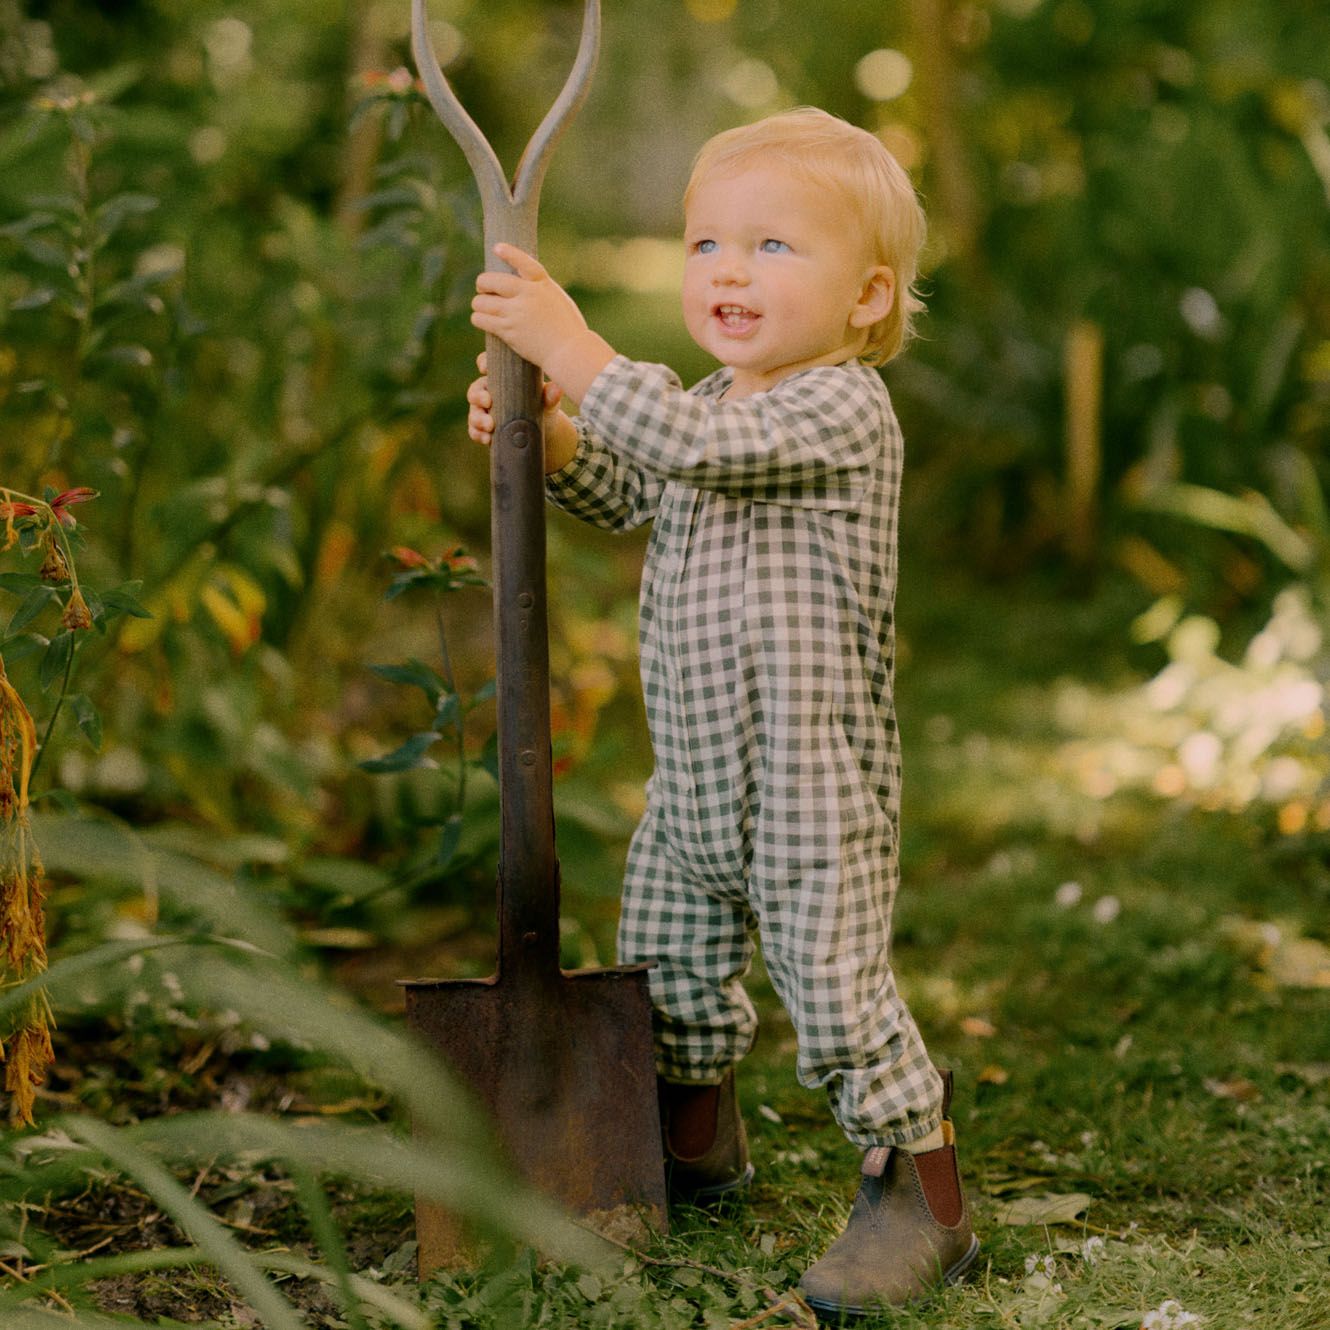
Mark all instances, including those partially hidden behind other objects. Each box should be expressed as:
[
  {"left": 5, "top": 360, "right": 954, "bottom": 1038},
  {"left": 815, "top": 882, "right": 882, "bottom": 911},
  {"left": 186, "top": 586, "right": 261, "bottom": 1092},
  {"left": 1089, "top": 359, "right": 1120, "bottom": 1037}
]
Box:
[
  {"left": 465, "top": 353, "right": 663, "bottom": 532},
  {"left": 471, "top": 244, "right": 618, "bottom": 406},
  {"left": 578, "top": 357, "right": 891, "bottom": 512},
  {"left": 471, "top": 245, "right": 889, "bottom": 512},
  {"left": 472, "top": 246, "right": 889, "bottom": 511}
]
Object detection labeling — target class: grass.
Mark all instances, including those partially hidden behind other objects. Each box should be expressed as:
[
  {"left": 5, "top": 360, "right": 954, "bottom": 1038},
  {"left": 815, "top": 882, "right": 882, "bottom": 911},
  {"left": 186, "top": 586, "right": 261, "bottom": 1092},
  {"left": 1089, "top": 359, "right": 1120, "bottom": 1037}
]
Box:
[{"left": 5, "top": 565, "right": 1330, "bottom": 1328}]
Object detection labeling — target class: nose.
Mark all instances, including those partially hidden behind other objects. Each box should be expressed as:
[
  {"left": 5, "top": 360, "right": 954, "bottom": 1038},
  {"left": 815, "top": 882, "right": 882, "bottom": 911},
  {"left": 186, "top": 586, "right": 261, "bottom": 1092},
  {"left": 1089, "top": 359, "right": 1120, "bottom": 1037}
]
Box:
[{"left": 711, "top": 250, "right": 750, "bottom": 286}]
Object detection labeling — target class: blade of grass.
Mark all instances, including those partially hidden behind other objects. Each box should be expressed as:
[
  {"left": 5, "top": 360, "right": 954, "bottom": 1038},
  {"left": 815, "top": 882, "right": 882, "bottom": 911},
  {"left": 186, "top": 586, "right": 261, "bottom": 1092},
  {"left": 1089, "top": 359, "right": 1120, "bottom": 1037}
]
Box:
[
  {"left": 61, "top": 1118, "right": 304, "bottom": 1330},
  {"left": 288, "top": 1159, "right": 371, "bottom": 1330},
  {"left": 177, "top": 949, "right": 487, "bottom": 1147},
  {"left": 5, "top": 1310, "right": 159, "bottom": 1330},
  {"left": 117, "top": 1111, "right": 612, "bottom": 1269},
  {"left": 0, "top": 1245, "right": 431, "bottom": 1330},
  {"left": 32, "top": 812, "right": 297, "bottom": 958},
  {"left": 0, "top": 936, "right": 194, "bottom": 1024},
  {"left": 260, "top": 1250, "right": 430, "bottom": 1330}
]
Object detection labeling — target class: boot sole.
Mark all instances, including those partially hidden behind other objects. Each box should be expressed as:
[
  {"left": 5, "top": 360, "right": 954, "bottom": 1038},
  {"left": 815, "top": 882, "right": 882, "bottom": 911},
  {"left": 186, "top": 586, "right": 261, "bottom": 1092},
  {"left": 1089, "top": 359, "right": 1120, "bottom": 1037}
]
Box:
[
  {"left": 672, "top": 1161, "right": 756, "bottom": 1205},
  {"left": 803, "top": 1235, "right": 982, "bottom": 1321}
]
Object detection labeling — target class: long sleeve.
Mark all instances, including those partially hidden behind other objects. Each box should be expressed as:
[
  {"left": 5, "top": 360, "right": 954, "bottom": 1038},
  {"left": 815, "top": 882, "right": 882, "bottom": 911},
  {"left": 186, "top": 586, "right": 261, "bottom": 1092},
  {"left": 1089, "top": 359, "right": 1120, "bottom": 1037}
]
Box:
[
  {"left": 577, "top": 355, "right": 886, "bottom": 512},
  {"left": 544, "top": 414, "right": 665, "bottom": 531}
]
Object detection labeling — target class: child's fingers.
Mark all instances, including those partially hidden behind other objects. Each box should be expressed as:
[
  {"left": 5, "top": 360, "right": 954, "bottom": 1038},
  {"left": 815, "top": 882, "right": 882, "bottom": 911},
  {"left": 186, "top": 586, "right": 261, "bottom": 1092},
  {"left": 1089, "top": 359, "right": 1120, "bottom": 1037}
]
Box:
[
  {"left": 474, "top": 270, "right": 523, "bottom": 296},
  {"left": 491, "top": 242, "right": 547, "bottom": 280},
  {"left": 466, "top": 376, "right": 491, "bottom": 410},
  {"left": 467, "top": 404, "right": 494, "bottom": 446},
  {"left": 476, "top": 350, "right": 488, "bottom": 374},
  {"left": 542, "top": 381, "right": 563, "bottom": 411},
  {"left": 469, "top": 299, "right": 504, "bottom": 332}
]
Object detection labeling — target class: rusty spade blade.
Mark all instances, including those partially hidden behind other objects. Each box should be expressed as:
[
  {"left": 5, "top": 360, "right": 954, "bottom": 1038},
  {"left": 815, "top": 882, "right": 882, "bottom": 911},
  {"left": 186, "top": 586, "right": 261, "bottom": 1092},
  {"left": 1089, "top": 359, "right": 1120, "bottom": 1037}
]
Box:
[{"left": 401, "top": 0, "right": 666, "bottom": 1274}]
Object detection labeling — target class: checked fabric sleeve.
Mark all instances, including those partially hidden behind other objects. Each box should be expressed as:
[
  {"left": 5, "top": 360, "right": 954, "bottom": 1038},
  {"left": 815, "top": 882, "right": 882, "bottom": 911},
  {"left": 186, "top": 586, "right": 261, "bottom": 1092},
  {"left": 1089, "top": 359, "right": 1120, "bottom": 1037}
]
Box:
[{"left": 546, "top": 354, "right": 880, "bottom": 514}]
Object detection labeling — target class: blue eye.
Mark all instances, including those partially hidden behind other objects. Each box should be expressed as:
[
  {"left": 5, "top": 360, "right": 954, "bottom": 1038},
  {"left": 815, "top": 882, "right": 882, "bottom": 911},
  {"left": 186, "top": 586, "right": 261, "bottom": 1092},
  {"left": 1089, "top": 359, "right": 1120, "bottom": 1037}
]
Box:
[
  {"left": 693, "top": 239, "right": 717, "bottom": 254},
  {"left": 760, "top": 238, "right": 790, "bottom": 253}
]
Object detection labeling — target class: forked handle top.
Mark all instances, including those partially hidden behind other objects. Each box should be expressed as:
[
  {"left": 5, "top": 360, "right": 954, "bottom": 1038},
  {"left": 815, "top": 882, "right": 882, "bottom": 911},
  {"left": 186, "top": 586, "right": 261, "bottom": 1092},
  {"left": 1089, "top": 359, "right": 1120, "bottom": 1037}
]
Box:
[{"left": 410, "top": 0, "right": 601, "bottom": 254}]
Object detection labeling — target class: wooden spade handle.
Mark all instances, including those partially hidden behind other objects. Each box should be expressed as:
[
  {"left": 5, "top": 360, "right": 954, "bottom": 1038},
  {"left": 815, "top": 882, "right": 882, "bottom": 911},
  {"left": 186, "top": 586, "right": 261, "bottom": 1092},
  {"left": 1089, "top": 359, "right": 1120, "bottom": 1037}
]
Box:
[{"left": 411, "top": 0, "right": 601, "bottom": 973}]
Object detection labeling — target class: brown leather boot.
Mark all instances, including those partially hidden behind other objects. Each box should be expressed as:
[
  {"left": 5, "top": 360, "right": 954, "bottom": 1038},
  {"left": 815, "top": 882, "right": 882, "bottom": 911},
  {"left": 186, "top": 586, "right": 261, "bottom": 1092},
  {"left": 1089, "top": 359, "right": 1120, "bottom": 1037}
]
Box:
[
  {"left": 658, "top": 1069, "right": 754, "bottom": 1202},
  {"left": 798, "top": 1075, "right": 979, "bottom": 1316}
]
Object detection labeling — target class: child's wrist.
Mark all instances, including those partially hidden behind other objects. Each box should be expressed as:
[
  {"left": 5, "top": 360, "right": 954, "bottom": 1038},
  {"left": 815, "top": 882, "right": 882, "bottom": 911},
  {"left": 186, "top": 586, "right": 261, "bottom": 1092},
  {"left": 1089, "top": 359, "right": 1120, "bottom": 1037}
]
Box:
[
  {"left": 544, "top": 412, "right": 579, "bottom": 474},
  {"left": 546, "top": 331, "right": 617, "bottom": 405}
]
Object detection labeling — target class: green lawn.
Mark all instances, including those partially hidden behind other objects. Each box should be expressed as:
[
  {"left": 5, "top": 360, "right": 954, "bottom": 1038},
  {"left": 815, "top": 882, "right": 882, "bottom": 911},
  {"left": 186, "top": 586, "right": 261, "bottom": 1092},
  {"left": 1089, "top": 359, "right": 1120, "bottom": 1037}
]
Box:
[
  {"left": 425, "top": 567, "right": 1330, "bottom": 1328},
  {"left": 7, "top": 568, "right": 1329, "bottom": 1329}
]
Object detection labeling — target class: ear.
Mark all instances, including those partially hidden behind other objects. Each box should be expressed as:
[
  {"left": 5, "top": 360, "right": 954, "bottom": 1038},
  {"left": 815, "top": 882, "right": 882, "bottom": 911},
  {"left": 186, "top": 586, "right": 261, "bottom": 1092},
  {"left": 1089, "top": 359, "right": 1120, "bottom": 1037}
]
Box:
[{"left": 849, "top": 265, "right": 895, "bottom": 329}]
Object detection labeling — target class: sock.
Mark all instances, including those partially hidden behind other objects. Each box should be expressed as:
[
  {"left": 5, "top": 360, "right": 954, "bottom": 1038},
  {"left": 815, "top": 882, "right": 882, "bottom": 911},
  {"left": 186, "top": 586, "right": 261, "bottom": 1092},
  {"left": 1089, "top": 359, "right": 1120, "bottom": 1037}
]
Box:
[{"left": 901, "top": 1121, "right": 948, "bottom": 1154}]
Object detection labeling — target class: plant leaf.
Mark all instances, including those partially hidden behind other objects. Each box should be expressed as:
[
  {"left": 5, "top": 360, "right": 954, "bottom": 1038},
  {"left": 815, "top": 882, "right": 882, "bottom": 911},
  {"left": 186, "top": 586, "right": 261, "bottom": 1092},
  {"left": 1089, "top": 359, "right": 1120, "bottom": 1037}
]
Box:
[
  {"left": 38, "top": 628, "right": 75, "bottom": 691},
  {"left": 358, "top": 731, "right": 439, "bottom": 773},
  {"left": 435, "top": 812, "right": 463, "bottom": 869},
  {"left": 10, "top": 285, "right": 58, "bottom": 311},
  {"left": 370, "top": 659, "right": 446, "bottom": 703},
  {"left": 8, "top": 585, "right": 58, "bottom": 636},
  {"left": 69, "top": 692, "right": 103, "bottom": 750},
  {"left": 99, "top": 581, "right": 153, "bottom": 619},
  {"left": 0, "top": 572, "right": 44, "bottom": 596},
  {"left": 435, "top": 690, "right": 460, "bottom": 730},
  {"left": 479, "top": 731, "right": 499, "bottom": 783},
  {"left": 466, "top": 678, "right": 497, "bottom": 712},
  {"left": 88, "top": 343, "right": 154, "bottom": 369},
  {"left": 92, "top": 191, "right": 159, "bottom": 245}
]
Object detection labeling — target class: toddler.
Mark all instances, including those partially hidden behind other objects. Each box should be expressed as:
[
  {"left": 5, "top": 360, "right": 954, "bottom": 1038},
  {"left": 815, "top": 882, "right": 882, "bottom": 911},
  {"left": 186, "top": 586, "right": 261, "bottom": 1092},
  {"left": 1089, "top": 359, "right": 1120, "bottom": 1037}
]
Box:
[{"left": 467, "top": 107, "right": 979, "bottom": 1314}]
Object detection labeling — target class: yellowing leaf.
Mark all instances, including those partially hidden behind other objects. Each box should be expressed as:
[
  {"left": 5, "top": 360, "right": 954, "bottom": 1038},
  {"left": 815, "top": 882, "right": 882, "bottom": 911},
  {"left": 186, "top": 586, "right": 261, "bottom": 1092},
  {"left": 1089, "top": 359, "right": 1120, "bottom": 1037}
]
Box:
[
  {"left": 200, "top": 565, "right": 266, "bottom": 655},
  {"left": 1204, "top": 1076, "right": 1261, "bottom": 1102},
  {"left": 993, "top": 1192, "right": 1092, "bottom": 1227}
]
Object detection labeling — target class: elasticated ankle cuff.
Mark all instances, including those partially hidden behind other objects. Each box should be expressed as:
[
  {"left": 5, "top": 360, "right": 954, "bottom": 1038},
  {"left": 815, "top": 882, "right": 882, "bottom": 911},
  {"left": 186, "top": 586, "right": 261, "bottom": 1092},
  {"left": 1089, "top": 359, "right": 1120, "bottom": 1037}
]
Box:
[{"left": 912, "top": 1144, "right": 964, "bottom": 1227}]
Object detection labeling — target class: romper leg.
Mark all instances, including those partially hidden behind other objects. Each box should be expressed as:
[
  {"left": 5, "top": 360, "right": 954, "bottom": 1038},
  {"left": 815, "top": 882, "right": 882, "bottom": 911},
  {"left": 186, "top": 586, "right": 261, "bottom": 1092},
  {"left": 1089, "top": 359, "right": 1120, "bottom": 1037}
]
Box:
[
  {"left": 618, "top": 803, "right": 759, "bottom": 1084},
  {"left": 755, "top": 832, "right": 943, "bottom": 1147}
]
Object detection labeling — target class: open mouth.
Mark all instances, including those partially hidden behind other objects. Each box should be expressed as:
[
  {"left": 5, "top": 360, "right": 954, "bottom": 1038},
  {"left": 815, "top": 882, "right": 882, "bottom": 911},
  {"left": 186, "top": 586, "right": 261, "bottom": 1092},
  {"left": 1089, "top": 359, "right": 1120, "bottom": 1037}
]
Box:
[{"left": 713, "top": 303, "right": 760, "bottom": 332}]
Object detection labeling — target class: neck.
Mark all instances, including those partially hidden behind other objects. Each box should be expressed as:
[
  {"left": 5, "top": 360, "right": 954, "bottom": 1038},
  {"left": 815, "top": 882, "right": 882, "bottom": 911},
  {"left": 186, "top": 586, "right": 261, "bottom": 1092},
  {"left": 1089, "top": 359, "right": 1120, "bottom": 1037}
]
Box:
[{"left": 725, "top": 334, "right": 868, "bottom": 400}]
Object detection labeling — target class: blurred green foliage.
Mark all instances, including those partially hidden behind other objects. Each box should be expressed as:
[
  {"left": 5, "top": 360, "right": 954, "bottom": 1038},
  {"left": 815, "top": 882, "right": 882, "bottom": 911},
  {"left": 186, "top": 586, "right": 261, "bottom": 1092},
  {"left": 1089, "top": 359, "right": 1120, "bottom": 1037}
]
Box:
[{"left": 1, "top": 0, "right": 1327, "bottom": 861}]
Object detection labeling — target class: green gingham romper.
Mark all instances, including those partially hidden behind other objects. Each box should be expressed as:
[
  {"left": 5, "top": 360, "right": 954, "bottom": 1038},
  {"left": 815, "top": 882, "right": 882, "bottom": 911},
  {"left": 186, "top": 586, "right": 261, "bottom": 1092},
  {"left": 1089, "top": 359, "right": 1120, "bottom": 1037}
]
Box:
[{"left": 546, "top": 354, "right": 944, "bottom": 1147}]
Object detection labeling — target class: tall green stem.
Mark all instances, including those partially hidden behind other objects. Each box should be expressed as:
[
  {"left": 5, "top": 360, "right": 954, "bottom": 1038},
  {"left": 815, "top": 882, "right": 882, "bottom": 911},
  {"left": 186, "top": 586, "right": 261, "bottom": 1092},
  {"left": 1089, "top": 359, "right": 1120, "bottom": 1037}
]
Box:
[
  {"left": 29, "top": 635, "right": 75, "bottom": 789},
  {"left": 434, "top": 598, "right": 466, "bottom": 813}
]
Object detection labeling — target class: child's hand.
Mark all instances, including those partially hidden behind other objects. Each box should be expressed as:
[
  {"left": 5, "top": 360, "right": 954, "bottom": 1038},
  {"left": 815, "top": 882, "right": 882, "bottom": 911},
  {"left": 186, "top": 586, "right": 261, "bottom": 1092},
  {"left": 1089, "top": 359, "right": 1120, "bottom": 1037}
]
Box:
[
  {"left": 471, "top": 244, "right": 615, "bottom": 403},
  {"left": 464, "top": 352, "right": 501, "bottom": 447},
  {"left": 465, "top": 352, "right": 578, "bottom": 474}
]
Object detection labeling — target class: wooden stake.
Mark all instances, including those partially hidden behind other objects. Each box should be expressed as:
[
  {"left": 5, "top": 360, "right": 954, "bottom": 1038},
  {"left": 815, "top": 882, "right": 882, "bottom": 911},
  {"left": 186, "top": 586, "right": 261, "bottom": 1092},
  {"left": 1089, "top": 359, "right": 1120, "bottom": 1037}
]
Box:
[{"left": 1064, "top": 320, "right": 1104, "bottom": 568}]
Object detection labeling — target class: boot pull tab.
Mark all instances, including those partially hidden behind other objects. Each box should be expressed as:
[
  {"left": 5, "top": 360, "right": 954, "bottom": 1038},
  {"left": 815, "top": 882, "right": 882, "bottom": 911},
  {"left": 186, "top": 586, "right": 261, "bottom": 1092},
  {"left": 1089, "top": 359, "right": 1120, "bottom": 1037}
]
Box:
[
  {"left": 861, "top": 1145, "right": 891, "bottom": 1178},
  {"left": 938, "top": 1067, "right": 954, "bottom": 1119}
]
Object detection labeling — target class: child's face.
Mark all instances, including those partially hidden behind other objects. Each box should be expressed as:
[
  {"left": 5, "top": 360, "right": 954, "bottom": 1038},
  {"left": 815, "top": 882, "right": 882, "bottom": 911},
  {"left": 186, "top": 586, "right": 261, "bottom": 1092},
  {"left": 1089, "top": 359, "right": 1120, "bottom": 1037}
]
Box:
[{"left": 682, "top": 162, "right": 893, "bottom": 398}]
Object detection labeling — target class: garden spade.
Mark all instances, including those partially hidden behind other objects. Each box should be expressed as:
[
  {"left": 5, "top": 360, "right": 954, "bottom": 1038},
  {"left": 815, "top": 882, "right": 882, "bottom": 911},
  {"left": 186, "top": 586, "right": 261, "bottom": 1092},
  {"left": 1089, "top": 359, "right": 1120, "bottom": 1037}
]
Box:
[{"left": 400, "top": 0, "right": 666, "bottom": 1275}]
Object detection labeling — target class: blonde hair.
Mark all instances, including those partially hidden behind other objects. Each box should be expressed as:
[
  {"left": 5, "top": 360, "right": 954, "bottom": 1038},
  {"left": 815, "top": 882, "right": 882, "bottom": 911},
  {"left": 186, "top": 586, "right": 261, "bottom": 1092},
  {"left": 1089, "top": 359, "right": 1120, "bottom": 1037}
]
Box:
[{"left": 684, "top": 108, "right": 927, "bottom": 365}]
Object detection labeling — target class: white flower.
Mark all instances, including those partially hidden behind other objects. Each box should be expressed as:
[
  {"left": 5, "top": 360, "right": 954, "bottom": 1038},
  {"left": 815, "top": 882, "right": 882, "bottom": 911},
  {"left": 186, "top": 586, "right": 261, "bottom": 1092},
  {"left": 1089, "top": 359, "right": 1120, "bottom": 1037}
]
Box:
[
  {"left": 1081, "top": 1236, "right": 1105, "bottom": 1264},
  {"left": 1141, "top": 1299, "right": 1202, "bottom": 1329},
  {"left": 1024, "top": 1253, "right": 1057, "bottom": 1278},
  {"left": 1055, "top": 880, "right": 1083, "bottom": 908},
  {"left": 1093, "top": 894, "right": 1122, "bottom": 924}
]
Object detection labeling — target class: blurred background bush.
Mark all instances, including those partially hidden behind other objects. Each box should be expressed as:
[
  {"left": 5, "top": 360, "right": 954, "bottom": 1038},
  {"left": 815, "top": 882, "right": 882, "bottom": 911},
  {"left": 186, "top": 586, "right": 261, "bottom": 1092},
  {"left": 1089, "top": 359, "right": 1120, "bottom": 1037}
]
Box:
[{"left": 1, "top": 0, "right": 1328, "bottom": 994}]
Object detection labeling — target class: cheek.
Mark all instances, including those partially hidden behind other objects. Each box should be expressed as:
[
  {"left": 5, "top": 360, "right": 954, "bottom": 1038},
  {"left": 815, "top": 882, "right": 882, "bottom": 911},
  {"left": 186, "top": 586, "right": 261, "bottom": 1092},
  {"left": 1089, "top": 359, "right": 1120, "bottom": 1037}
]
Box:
[{"left": 681, "top": 274, "right": 709, "bottom": 323}]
